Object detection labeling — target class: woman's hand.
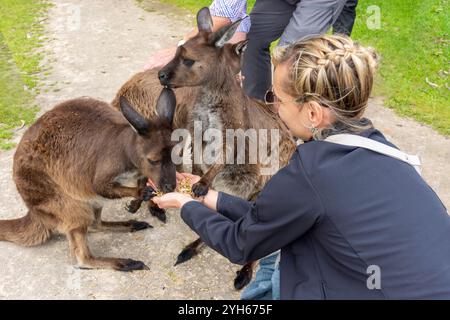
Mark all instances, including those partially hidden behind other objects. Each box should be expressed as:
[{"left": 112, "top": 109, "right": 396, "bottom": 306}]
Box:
[
  {"left": 152, "top": 172, "right": 201, "bottom": 209},
  {"left": 176, "top": 172, "right": 201, "bottom": 185},
  {"left": 152, "top": 192, "right": 195, "bottom": 209}
]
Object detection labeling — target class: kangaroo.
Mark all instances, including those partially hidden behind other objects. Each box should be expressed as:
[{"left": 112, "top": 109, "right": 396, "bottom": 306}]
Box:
[
  {"left": 0, "top": 89, "right": 177, "bottom": 271},
  {"left": 158, "top": 7, "right": 296, "bottom": 289},
  {"left": 111, "top": 70, "right": 199, "bottom": 223}
]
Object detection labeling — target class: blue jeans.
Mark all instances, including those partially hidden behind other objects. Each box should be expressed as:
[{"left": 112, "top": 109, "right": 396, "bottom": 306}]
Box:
[{"left": 241, "top": 252, "right": 280, "bottom": 300}]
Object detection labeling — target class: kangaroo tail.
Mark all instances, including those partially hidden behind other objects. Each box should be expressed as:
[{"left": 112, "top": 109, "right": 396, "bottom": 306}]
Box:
[{"left": 0, "top": 212, "right": 51, "bottom": 247}]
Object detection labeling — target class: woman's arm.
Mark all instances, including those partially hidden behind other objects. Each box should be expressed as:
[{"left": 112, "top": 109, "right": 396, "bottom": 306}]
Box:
[
  {"left": 199, "top": 188, "right": 253, "bottom": 221},
  {"left": 179, "top": 152, "right": 324, "bottom": 265},
  {"left": 216, "top": 192, "right": 253, "bottom": 221},
  {"left": 159, "top": 172, "right": 253, "bottom": 221},
  {"left": 152, "top": 186, "right": 253, "bottom": 222}
]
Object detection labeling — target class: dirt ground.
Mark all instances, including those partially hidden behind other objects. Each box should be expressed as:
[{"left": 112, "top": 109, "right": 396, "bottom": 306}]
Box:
[{"left": 0, "top": 0, "right": 448, "bottom": 300}]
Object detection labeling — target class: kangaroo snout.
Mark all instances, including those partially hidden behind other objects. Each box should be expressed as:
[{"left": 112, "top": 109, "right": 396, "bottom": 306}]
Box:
[
  {"left": 158, "top": 69, "right": 172, "bottom": 86},
  {"left": 162, "top": 183, "right": 176, "bottom": 193}
]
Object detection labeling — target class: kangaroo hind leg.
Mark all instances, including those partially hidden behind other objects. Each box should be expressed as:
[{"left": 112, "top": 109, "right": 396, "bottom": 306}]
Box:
[
  {"left": 90, "top": 207, "right": 152, "bottom": 233},
  {"left": 63, "top": 201, "right": 148, "bottom": 271}
]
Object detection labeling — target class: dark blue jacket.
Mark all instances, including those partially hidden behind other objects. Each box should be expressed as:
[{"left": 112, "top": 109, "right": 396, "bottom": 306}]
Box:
[{"left": 181, "top": 128, "right": 450, "bottom": 299}]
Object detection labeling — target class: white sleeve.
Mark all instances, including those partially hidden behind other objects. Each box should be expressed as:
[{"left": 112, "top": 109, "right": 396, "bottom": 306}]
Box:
[{"left": 209, "top": 0, "right": 251, "bottom": 33}]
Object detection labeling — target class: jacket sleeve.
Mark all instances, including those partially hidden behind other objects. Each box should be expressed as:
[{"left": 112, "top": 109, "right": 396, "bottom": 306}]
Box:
[
  {"left": 180, "top": 151, "right": 324, "bottom": 265},
  {"left": 216, "top": 192, "right": 253, "bottom": 221}
]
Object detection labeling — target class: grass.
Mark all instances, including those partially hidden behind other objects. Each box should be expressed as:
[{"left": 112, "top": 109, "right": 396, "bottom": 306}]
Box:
[
  {"left": 159, "top": 0, "right": 449, "bottom": 136},
  {"left": 352, "top": 0, "right": 449, "bottom": 135},
  {"left": 0, "top": 0, "right": 50, "bottom": 150}
]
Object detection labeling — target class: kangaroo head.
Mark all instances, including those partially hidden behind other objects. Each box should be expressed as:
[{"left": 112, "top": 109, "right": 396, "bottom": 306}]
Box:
[
  {"left": 120, "top": 88, "right": 177, "bottom": 193},
  {"left": 158, "top": 7, "right": 248, "bottom": 88}
]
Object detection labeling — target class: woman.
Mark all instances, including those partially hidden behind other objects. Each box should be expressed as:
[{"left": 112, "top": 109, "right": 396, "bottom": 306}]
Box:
[{"left": 152, "top": 35, "right": 450, "bottom": 299}]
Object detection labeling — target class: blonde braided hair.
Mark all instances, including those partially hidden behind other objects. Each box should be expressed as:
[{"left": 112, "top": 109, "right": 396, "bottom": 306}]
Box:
[{"left": 272, "top": 34, "right": 379, "bottom": 139}]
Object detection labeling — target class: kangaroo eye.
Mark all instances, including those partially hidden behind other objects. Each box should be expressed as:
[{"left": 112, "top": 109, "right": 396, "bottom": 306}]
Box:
[
  {"left": 183, "top": 59, "right": 195, "bottom": 67},
  {"left": 148, "top": 159, "right": 161, "bottom": 166}
]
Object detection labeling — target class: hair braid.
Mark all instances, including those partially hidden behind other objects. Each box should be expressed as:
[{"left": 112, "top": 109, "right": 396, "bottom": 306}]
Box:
[{"left": 272, "top": 34, "right": 379, "bottom": 139}]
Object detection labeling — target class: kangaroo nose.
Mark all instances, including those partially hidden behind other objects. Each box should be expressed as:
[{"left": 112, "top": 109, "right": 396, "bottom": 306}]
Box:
[
  {"left": 163, "top": 183, "right": 175, "bottom": 193},
  {"left": 158, "top": 70, "right": 170, "bottom": 84}
]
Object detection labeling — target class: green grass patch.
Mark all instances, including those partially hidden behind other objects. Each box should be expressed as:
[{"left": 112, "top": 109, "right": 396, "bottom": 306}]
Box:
[
  {"left": 0, "top": 0, "right": 51, "bottom": 150},
  {"left": 352, "top": 0, "right": 449, "bottom": 135},
  {"left": 159, "top": 0, "right": 449, "bottom": 135}
]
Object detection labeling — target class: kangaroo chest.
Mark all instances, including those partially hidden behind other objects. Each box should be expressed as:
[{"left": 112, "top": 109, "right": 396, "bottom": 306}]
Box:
[
  {"left": 192, "top": 94, "right": 224, "bottom": 173},
  {"left": 192, "top": 95, "right": 223, "bottom": 132}
]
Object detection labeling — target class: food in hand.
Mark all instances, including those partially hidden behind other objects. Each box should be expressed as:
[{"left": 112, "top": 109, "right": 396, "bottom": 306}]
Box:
[{"left": 152, "top": 178, "right": 194, "bottom": 197}]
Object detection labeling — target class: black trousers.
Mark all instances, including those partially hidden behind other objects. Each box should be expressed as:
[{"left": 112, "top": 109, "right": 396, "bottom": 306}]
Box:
[{"left": 242, "top": 0, "right": 358, "bottom": 100}]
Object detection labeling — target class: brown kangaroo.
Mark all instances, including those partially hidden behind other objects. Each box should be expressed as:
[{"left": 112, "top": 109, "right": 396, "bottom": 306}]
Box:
[
  {"left": 111, "top": 69, "right": 199, "bottom": 223},
  {"left": 158, "top": 7, "right": 296, "bottom": 289},
  {"left": 0, "top": 88, "right": 177, "bottom": 271}
]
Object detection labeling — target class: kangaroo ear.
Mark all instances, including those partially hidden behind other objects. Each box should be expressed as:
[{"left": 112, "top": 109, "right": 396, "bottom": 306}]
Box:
[
  {"left": 197, "top": 7, "right": 213, "bottom": 33},
  {"left": 233, "top": 40, "right": 248, "bottom": 56},
  {"left": 213, "top": 19, "right": 242, "bottom": 48},
  {"left": 156, "top": 87, "right": 176, "bottom": 125},
  {"left": 120, "top": 96, "right": 150, "bottom": 135}
]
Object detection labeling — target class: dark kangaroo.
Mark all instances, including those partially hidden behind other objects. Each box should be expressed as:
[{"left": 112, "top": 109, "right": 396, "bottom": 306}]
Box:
[
  {"left": 158, "top": 7, "right": 296, "bottom": 289},
  {"left": 0, "top": 89, "right": 177, "bottom": 271}
]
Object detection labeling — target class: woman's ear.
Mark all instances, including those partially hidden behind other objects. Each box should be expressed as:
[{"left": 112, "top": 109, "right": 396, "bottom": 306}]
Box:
[
  {"left": 305, "top": 101, "right": 324, "bottom": 128},
  {"left": 306, "top": 101, "right": 334, "bottom": 128}
]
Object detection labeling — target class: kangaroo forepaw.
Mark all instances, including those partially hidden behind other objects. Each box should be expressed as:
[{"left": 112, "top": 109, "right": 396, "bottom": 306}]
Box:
[
  {"left": 174, "top": 247, "right": 198, "bottom": 266},
  {"left": 142, "top": 186, "right": 155, "bottom": 201},
  {"left": 126, "top": 199, "right": 143, "bottom": 214},
  {"left": 148, "top": 205, "right": 167, "bottom": 223},
  {"left": 192, "top": 181, "right": 209, "bottom": 197}
]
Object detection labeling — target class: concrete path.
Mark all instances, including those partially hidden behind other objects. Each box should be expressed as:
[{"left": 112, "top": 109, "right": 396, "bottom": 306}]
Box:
[{"left": 0, "top": 0, "right": 448, "bottom": 299}]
